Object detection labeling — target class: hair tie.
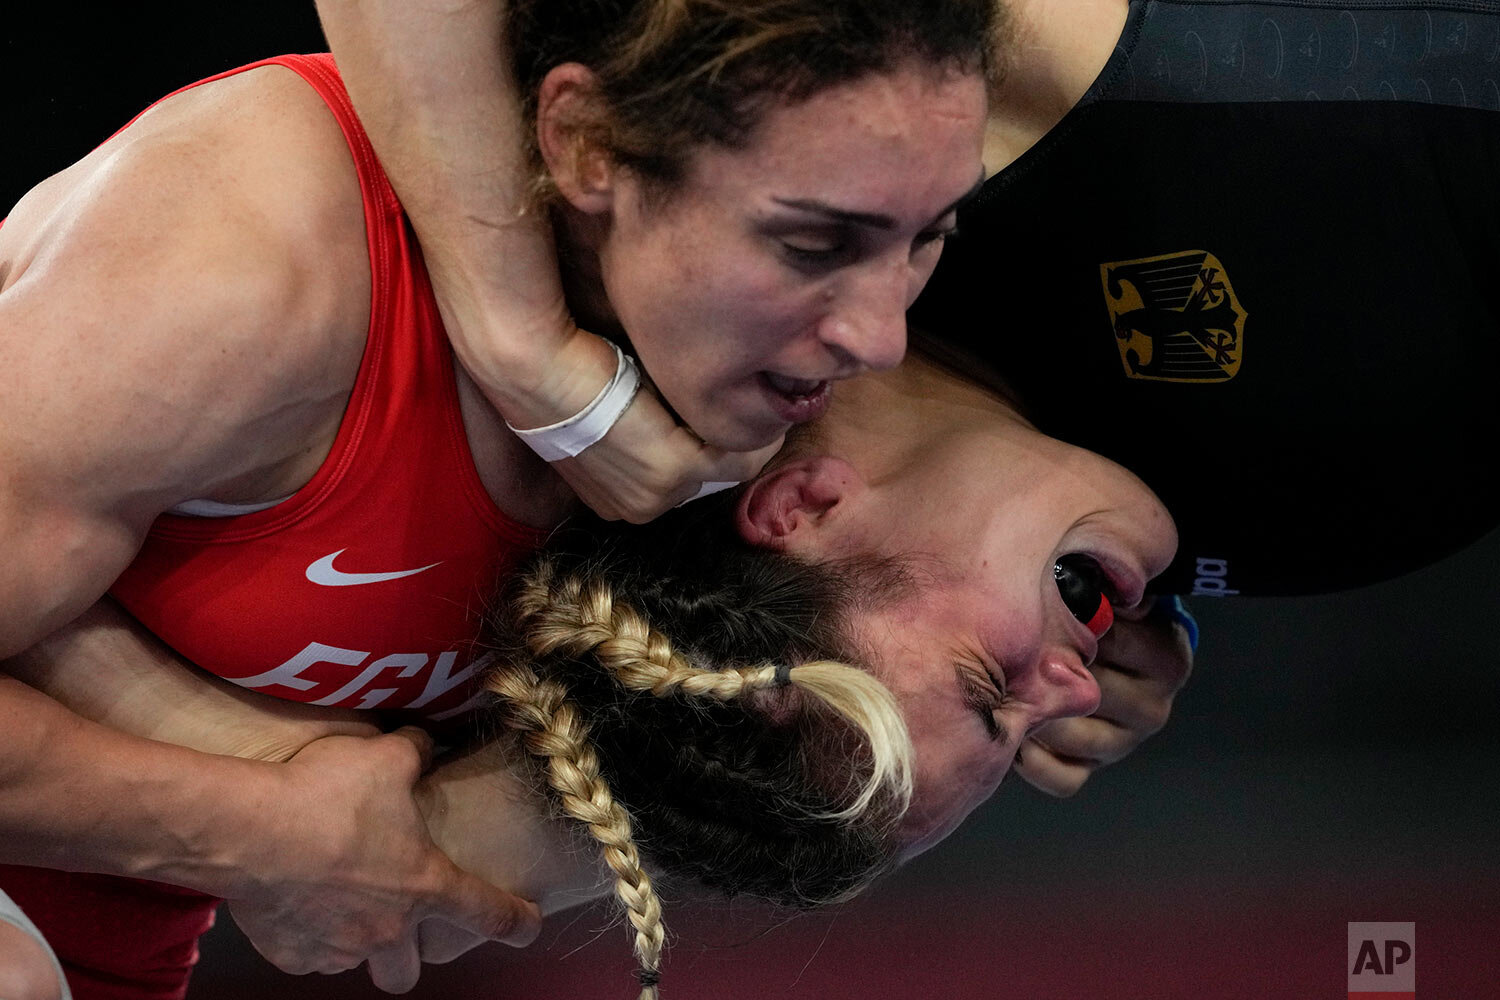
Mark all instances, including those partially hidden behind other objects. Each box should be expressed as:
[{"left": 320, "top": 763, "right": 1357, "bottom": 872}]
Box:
[
  {"left": 637, "top": 969, "right": 662, "bottom": 988},
  {"left": 507, "top": 340, "right": 642, "bottom": 461},
  {"left": 773, "top": 662, "right": 794, "bottom": 687}
]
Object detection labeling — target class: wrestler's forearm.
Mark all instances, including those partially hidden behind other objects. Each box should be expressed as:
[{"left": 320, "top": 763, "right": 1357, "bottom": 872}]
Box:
[
  {"left": 0, "top": 671, "right": 310, "bottom": 894},
  {"left": 7, "top": 599, "right": 375, "bottom": 762},
  {"left": 313, "top": 0, "right": 586, "bottom": 397},
  {"left": 1, "top": 600, "right": 377, "bottom": 890},
  {"left": 7, "top": 601, "right": 544, "bottom": 970},
  {"left": 7, "top": 601, "right": 587, "bottom": 923}
]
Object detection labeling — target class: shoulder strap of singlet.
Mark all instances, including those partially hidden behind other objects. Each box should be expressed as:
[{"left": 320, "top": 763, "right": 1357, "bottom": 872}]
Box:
[{"left": 135, "top": 54, "right": 415, "bottom": 541}]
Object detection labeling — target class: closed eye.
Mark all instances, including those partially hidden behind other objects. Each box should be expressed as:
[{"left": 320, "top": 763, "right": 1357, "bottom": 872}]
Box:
[
  {"left": 955, "top": 663, "right": 1010, "bottom": 743},
  {"left": 912, "top": 222, "right": 958, "bottom": 253},
  {"left": 779, "top": 239, "right": 851, "bottom": 269}
]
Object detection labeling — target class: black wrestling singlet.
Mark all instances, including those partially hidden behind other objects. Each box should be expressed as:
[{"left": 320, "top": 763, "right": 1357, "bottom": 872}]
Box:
[{"left": 913, "top": 0, "right": 1500, "bottom": 595}]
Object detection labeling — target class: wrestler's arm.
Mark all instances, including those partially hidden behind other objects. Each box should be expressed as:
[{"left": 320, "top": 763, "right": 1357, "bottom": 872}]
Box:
[
  {"left": 315, "top": 0, "right": 779, "bottom": 521},
  {"left": 0, "top": 66, "right": 365, "bottom": 871},
  {"left": 0, "top": 67, "right": 536, "bottom": 987},
  {"left": 8, "top": 599, "right": 576, "bottom": 960},
  {"left": 6, "top": 601, "right": 381, "bottom": 764}
]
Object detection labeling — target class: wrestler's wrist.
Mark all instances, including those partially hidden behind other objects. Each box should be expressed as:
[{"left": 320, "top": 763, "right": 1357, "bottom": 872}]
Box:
[
  {"left": 424, "top": 248, "right": 597, "bottom": 405},
  {"left": 485, "top": 326, "right": 628, "bottom": 432}
]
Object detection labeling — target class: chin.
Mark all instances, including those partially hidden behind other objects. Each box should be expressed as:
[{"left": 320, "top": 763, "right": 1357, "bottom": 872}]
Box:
[{"left": 682, "top": 404, "right": 789, "bottom": 453}]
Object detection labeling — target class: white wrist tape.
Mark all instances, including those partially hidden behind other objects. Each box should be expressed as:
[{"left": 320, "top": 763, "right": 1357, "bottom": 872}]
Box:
[{"left": 506, "top": 341, "right": 641, "bottom": 461}]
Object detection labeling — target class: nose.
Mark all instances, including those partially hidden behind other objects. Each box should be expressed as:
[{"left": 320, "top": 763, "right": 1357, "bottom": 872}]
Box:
[
  {"left": 815, "top": 256, "right": 912, "bottom": 372},
  {"left": 1015, "top": 652, "right": 1103, "bottom": 726}
]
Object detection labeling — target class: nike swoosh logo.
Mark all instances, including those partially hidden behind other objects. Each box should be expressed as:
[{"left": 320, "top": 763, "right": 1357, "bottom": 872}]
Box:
[{"left": 305, "top": 549, "right": 442, "bottom": 587}]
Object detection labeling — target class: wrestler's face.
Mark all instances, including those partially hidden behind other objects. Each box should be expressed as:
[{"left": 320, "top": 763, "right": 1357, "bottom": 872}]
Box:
[
  {"left": 738, "top": 410, "right": 1177, "bottom": 855},
  {"left": 554, "top": 63, "right": 987, "bottom": 451}
]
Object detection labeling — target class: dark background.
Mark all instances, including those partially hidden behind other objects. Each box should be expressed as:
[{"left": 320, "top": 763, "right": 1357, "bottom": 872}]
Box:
[{"left": 5, "top": 3, "right": 1497, "bottom": 997}]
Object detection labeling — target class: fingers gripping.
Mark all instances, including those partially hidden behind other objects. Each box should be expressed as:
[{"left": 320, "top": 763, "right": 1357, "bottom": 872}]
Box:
[
  {"left": 1019, "top": 608, "right": 1196, "bottom": 796},
  {"left": 387, "top": 725, "right": 437, "bottom": 772},
  {"left": 698, "top": 437, "right": 784, "bottom": 486},
  {"left": 424, "top": 863, "right": 543, "bottom": 949},
  {"left": 366, "top": 938, "right": 423, "bottom": 995},
  {"left": 551, "top": 380, "right": 782, "bottom": 523},
  {"left": 417, "top": 919, "right": 491, "bottom": 965},
  {"left": 1012, "top": 742, "right": 1094, "bottom": 798},
  {"left": 1097, "top": 616, "right": 1194, "bottom": 692},
  {"left": 231, "top": 727, "right": 537, "bottom": 992}
]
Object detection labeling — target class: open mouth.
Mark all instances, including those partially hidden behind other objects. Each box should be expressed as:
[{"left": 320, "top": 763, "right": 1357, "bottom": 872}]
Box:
[
  {"left": 759, "top": 372, "right": 833, "bottom": 423},
  {"left": 765, "top": 373, "right": 825, "bottom": 397}
]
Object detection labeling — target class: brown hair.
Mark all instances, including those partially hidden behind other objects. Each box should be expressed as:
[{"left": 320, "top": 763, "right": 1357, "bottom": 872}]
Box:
[
  {"left": 483, "top": 492, "right": 915, "bottom": 998},
  {"left": 508, "top": 0, "right": 1006, "bottom": 200}
]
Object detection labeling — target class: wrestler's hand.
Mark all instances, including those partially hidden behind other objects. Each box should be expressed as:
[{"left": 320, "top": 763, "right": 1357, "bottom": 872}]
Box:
[
  {"left": 489, "top": 326, "right": 782, "bottom": 522},
  {"left": 225, "top": 727, "right": 540, "bottom": 993},
  {"left": 549, "top": 338, "right": 783, "bottom": 521},
  {"left": 1015, "top": 596, "right": 1194, "bottom": 797}
]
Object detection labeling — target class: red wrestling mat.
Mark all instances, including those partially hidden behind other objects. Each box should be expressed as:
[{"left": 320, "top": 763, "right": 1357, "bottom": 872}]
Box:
[
  {"left": 187, "top": 746, "right": 1500, "bottom": 999},
  {"left": 191, "top": 877, "right": 1499, "bottom": 999}
]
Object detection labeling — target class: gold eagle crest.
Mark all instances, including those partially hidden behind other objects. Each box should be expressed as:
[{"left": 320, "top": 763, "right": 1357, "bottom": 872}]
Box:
[{"left": 1101, "top": 250, "right": 1246, "bottom": 382}]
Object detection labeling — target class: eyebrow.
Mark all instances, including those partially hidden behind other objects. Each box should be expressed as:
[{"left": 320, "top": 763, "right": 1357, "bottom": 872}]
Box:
[{"left": 770, "top": 171, "right": 988, "bottom": 231}]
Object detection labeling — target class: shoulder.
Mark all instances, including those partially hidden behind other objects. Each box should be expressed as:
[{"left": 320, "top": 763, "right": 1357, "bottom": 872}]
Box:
[
  {"left": 0, "top": 65, "right": 379, "bottom": 646},
  {"left": 62, "top": 62, "right": 373, "bottom": 352},
  {"left": 0, "top": 63, "right": 375, "bottom": 503},
  {"left": 3, "top": 62, "right": 373, "bottom": 375}
]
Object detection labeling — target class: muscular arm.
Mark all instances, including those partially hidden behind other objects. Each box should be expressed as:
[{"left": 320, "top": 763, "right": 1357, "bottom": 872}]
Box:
[
  {"left": 315, "top": 0, "right": 779, "bottom": 520},
  {"left": 10, "top": 600, "right": 587, "bottom": 951},
  {"left": 6, "top": 601, "right": 380, "bottom": 764},
  {"left": 0, "top": 62, "right": 370, "bottom": 871},
  {"left": 0, "top": 66, "right": 367, "bottom": 659}
]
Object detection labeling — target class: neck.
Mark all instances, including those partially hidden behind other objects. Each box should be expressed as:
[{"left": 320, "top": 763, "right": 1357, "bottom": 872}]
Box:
[
  {"left": 419, "top": 743, "right": 612, "bottom": 917},
  {"left": 985, "top": 0, "right": 1129, "bottom": 173},
  {"left": 551, "top": 205, "right": 621, "bottom": 340}
]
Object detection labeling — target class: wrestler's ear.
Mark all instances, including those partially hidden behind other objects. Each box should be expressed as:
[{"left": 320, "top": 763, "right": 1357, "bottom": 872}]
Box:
[
  {"left": 736, "top": 456, "right": 864, "bottom": 553},
  {"left": 536, "top": 62, "right": 615, "bottom": 213}
]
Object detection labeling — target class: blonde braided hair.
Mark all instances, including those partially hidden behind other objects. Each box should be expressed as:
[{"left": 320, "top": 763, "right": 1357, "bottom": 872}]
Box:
[
  {"left": 486, "top": 660, "right": 666, "bottom": 998},
  {"left": 516, "top": 561, "right": 913, "bottom": 819},
  {"left": 487, "top": 555, "right": 915, "bottom": 997}
]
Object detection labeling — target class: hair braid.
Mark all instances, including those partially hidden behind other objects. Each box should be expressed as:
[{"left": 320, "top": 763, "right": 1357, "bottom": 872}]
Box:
[
  {"left": 487, "top": 661, "right": 667, "bottom": 998},
  {"left": 484, "top": 502, "right": 919, "bottom": 996},
  {"left": 517, "top": 557, "right": 912, "bottom": 818},
  {"left": 520, "top": 563, "right": 769, "bottom": 698}
]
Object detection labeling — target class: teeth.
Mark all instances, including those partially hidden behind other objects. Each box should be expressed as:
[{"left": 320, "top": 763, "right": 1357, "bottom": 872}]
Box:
[{"left": 767, "top": 374, "right": 822, "bottom": 396}]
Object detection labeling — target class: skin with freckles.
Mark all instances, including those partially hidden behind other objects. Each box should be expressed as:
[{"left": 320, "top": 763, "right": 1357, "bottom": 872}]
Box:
[{"left": 548, "top": 61, "right": 990, "bottom": 452}]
